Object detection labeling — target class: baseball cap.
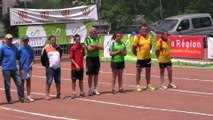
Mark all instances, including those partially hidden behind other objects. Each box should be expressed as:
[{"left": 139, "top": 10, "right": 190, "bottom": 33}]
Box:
[
  {"left": 22, "top": 36, "right": 29, "bottom": 41},
  {"left": 5, "top": 34, "right": 13, "bottom": 39}
]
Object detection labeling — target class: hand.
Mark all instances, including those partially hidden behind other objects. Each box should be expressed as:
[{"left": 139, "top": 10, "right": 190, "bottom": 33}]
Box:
[{"left": 76, "top": 65, "right": 80, "bottom": 71}]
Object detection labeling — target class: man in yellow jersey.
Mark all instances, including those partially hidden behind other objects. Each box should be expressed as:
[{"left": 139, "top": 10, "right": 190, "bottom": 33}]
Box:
[
  {"left": 132, "top": 24, "right": 156, "bottom": 92},
  {"left": 155, "top": 30, "right": 177, "bottom": 90}
]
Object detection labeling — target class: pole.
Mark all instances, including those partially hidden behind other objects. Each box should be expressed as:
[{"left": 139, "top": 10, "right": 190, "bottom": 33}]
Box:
[{"left": 160, "top": 0, "right": 163, "bottom": 21}]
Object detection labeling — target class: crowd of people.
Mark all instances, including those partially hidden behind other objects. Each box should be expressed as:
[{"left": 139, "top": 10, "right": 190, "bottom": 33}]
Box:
[{"left": 0, "top": 24, "right": 177, "bottom": 104}]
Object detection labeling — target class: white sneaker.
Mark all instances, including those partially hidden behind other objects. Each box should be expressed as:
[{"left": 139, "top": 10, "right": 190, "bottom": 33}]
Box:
[
  {"left": 27, "top": 95, "right": 34, "bottom": 102},
  {"left": 93, "top": 89, "right": 101, "bottom": 95},
  {"left": 88, "top": 89, "right": 93, "bottom": 96}
]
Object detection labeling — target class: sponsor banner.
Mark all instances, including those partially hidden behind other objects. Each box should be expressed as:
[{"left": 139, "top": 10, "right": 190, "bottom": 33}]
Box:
[
  {"left": 207, "top": 37, "right": 213, "bottom": 59},
  {"left": 103, "top": 35, "right": 113, "bottom": 58},
  {"left": 10, "top": 5, "right": 98, "bottom": 26},
  {"left": 18, "top": 22, "right": 92, "bottom": 46},
  {"left": 157, "top": 35, "right": 204, "bottom": 59},
  {"left": 170, "top": 36, "right": 204, "bottom": 59}
]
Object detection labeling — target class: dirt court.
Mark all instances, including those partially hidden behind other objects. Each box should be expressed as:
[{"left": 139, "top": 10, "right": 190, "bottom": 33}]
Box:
[{"left": 0, "top": 60, "right": 213, "bottom": 120}]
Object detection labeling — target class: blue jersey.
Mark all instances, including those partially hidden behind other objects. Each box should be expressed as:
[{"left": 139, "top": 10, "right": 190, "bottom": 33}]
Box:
[
  {"left": 18, "top": 45, "right": 35, "bottom": 70},
  {"left": 0, "top": 44, "right": 18, "bottom": 70}
]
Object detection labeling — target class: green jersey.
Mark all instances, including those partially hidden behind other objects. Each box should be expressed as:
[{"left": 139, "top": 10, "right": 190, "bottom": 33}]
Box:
[
  {"left": 84, "top": 37, "right": 101, "bottom": 57},
  {"left": 109, "top": 41, "right": 126, "bottom": 62}
]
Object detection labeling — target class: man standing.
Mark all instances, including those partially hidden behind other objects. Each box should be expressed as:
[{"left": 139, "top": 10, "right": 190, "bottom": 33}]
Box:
[
  {"left": 84, "top": 27, "right": 103, "bottom": 96},
  {"left": 41, "top": 35, "right": 62, "bottom": 100},
  {"left": 18, "top": 36, "right": 35, "bottom": 102},
  {"left": 0, "top": 34, "right": 26, "bottom": 104},
  {"left": 132, "top": 24, "right": 156, "bottom": 92},
  {"left": 70, "top": 34, "right": 85, "bottom": 99}
]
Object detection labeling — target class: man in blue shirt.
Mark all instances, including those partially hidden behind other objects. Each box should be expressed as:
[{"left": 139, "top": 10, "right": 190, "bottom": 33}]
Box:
[
  {"left": 18, "top": 36, "right": 35, "bottom": 102},
  {"left": 0, "top": 34, "right": 26, "bottom": 104}
]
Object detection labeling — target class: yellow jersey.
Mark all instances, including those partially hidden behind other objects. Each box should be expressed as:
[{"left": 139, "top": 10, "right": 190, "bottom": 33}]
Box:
[
  {"left": 156, "top": 38, "right": 171, "bottom": 63},
  {"left": 132, "top": 34, "right": 152, "bottom": 60}
]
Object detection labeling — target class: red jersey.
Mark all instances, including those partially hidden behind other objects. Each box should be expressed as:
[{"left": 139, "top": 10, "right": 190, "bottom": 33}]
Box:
[{"left": 70, "top": 44, "right": 84, "bottom": 70}]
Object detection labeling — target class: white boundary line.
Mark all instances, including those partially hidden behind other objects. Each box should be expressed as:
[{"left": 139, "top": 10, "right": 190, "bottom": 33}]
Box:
[
  {"left": 0, "top": 88, "right": 212, "bottom": 118},
  {"left": 33, "top": 65, "right": 213, "bottom": 83},
  {"left": 0, "top": 106, "right": 77, "bottom": 120},
  {"left": 31, "top": 75, "right": 213, "bottom": 97}
]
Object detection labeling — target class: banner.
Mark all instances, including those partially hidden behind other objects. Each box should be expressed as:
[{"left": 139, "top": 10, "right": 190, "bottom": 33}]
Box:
[
  {"left": 18, "top": 22, "right": 92, "bottom": 46},
  {"left": 169, "top": 36, "right": 204, "bottom": 59},
  {"left": 207, "top": 37, "right": 213, "bottom": 59},
  {"left": 10, "top": 5, "right": 98, "bottom": 26}
]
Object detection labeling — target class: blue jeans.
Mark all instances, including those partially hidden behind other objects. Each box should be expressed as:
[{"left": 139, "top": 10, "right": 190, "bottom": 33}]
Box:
[
  {"left": 2, "top": 70, "right": 25, "bottom": 102},
  {"left": 46, "top": 68, "right": 61, "bottom": 87}
]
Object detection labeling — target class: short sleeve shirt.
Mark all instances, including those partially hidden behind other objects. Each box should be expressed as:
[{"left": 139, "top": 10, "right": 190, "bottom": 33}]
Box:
[
  {"left": 84, "top": 37, "right": 101, "bottom": 57},
  {"left": 18, "top": 45, "right": 35, "bottom": 70},
  {"left": 0, "top": 44, "right": 18, "bottom": 70},
  {"left": 70, "top": 44, "right": 84, "bottom": 70},
  {"left": 109, "top": 41, "right": 126, "bottom": 62},
  {"left": 156, "top": 39, "right": 171, "bottom": 63},
  {"left": 132, "top": 34, "right": 152, "bottom": 60}
]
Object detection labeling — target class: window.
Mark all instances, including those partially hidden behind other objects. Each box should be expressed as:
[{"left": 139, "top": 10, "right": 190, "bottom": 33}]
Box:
[
  {"left": 159, "top": 20, "right": 178, "bottom": 31},
  {"left": 177, "top": 19, "right": 190, "bottom": 31},
  {"left": 192, "top": 17, "right": 212, "bottom": 28}
]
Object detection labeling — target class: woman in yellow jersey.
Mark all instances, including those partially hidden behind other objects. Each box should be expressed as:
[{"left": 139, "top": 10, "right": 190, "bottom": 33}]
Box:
[
  {"left": 155, "top": 30, "right": 177, "bottom": 90},
  {"left": 109, "top": 33, "right": 127, "bottom": 94}
]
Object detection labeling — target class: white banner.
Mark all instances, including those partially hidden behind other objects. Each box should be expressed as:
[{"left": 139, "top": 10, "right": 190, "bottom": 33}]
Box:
[
  {"left": 103, "top": 35, "right": 113, "bottom": 58},
  {"left": 10, "top": 5, "right": 98, "bottom": 26},
  {"left": 207, "top": 37, "right": 213, "bottom": 59}
]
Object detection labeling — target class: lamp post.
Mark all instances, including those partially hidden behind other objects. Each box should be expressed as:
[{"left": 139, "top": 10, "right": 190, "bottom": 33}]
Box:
[{"left": 160, "top": 0, "right": 163, "bottom": 21}]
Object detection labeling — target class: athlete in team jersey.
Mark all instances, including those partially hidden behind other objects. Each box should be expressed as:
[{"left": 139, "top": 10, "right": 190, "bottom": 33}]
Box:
[
  {"left": 155, "top": 30, "right": 177, "bottom": 90},
  {"left": 84, "top": 27, "right": 103, "bottom": 96},
  {"left": 132, "top": 24, "right": 156, "bottom": 92},
  {"left": 109, "top": 33, "right": 127, "bottom": 94}
]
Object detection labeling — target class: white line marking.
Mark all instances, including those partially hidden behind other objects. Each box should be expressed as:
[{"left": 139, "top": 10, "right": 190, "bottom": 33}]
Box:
[
  {"left": 77, "top": 98, "right": 213, "bottom": 117},
  {"left": 0, "top": 88, "right": 213, "bottom": 118},
  {"left": 33, "top": 65, "right": 213, "bottom": 83},
  {"left": 31, "top": 75, "right": 213, "bottom": 97},
  {"left": 0, "top": 107, "right": 77, "bottom": 120}
]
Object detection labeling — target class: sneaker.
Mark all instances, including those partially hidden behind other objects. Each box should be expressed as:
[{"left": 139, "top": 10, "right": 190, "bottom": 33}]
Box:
[
  {"left": 56, "top": 93, "right": 63, "bottom": 99},
  {"left": 119, "top": 88, "right": 126, "bottom": 93},
  {"left": 146, "top": 85, "right": 156, "bottom": 91},
  {"left": 168, "top": 83, "right": 178, "bottom": 89},
  {"left": 45, "top": 95, "right": 51, "bottom": 100},
  {"left": 70, "top": 94, "right": 77, "bottom": 99},
  {"left": 93, "top": 89, "right": 101, "bottom": 95},
  {"left": 20, "top": 99, "right": 30, "bottom": 103},
  {"left": 112, "top": 89, "right": 117, "bottom": 94},
  {"left": 88, "top": 90, "right": 93, "bottom": 96},
  {"left": 80, "top": 92, "right": 86, "bottom": 97},
  {"left": 161, "top": 84, "right": 168, "bottom": 90},
  {"left": 27, "top": 95, "right": 34, "bottom": 102},
  {"left": 136, "top": 86, "right": 142, "bottom": 92},
  {"left": 8, "top": 100, "right": 13, "bottom": 104}
]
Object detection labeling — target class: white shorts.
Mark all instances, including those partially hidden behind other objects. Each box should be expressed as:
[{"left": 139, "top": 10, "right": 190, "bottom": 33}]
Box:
[{"left": 20, "top": 70, "right": 32, "bottom": 80}]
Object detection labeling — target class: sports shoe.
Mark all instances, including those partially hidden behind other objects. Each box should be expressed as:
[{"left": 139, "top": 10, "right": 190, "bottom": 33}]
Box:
[
  {"left": 93, "top": 89, "right": 101, "bottom": 95},
  {"left": 119, "top": 88, "right": 126, "bottom": 93},
  {"left": 8, "top": 100, "right": 13, "bottom": 104},
  {"left": 80, "top": 92, "right": 86, "bottom": 97},
  {"left": 20, "top": 99, "right": 30, "bottom": 103},
  {"left": 70, "top": 94, "right": 77, "bottom": 99},
  {"left": 88, "top": 90, "right": 93, "bottom": 96},
  {"left": 146, "top": 85, "right": 156, "bottom": 91},
  {"left": 161, "top": 84, "right": 168, "bottom": 90},
  {"left": 45, "top": 95, "right": 51, "bottom": 100},
  {"left": 168, "top": 83, "right": 178, "bottom": 89},
  {"left": 112, "top": 89, "right": 117, "bottom": 94},
  {"left": 136, "top": 86, "right": 142, "bottom": 92},
  {"left": 56, "top": 93, "right": 64, "bottom": 99},
  {"left": 27, "top": 95, "right": 34, "bottom": 102}
]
